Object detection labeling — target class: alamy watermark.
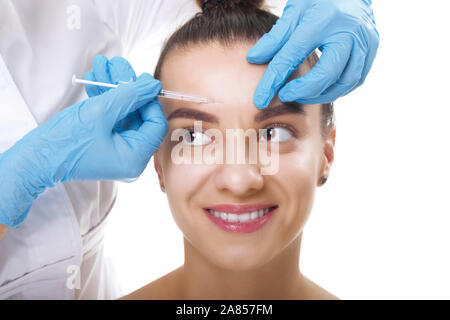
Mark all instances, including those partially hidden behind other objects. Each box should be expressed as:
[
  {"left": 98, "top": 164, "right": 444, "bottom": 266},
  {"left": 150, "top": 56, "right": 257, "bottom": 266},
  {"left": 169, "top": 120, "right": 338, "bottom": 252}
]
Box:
[
  {"left": 171, "top": 121, "right": 280, "bottom": 175},
  {"left": 66, "top": 264, "right": 81, "bottom": 290},
  {"left": 66, "top": 5, "right": 81, "bottom": 30}
]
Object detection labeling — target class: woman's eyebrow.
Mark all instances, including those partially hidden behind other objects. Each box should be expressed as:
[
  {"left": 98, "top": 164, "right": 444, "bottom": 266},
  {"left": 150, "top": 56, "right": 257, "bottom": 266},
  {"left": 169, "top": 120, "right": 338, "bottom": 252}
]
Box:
[
  {"left": 167, "top": 102, "right": 304, "bottom": 123},
  {"left": 254, "top": 102, "right": 305, "bottom": 122},
  {"left": 167, "top": 108, "right": 219, "bottom": 123}
]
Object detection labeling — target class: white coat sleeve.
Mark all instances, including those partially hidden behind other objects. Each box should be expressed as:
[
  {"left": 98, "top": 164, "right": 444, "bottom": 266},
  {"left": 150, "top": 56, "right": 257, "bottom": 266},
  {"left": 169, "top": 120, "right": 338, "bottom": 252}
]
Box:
[{"left": 92, "top": 0, "right": 199, "bottom": 56}]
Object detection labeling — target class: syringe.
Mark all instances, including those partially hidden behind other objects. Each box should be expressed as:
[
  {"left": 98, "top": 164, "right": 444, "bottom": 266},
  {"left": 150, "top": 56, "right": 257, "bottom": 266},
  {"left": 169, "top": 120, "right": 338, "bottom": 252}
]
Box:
[{"left": 72, "top": 75, "right": 210, "bottom": 103}]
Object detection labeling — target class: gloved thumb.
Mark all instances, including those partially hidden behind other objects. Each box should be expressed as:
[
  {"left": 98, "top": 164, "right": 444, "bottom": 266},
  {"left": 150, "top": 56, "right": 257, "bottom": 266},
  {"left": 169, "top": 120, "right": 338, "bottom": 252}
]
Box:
[
  {"left": 79, "top": 73, "right": 162, "bottom": 127},
  {"left": 112, "top": 73, "right": 162, "bottom": 122}
]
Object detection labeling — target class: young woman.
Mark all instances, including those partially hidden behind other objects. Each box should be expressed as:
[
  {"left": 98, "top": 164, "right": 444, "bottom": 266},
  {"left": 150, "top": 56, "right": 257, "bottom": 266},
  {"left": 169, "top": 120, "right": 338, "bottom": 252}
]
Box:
[{"left": 124, "top": 0, "right": 337, "bottom": 299}]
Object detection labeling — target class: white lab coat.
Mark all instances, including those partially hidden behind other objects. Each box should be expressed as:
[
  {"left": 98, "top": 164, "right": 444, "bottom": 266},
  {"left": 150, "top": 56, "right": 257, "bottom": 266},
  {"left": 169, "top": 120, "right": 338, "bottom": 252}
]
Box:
[{"left": 0, "top": 0, "right": 197, "bottom": 299}]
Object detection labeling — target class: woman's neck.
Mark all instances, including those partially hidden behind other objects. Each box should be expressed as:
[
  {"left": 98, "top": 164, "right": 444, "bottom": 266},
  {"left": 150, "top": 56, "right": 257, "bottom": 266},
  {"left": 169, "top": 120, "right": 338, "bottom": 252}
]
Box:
[{"left": 179, "top": 235, "right": 306, "bottom": 299}]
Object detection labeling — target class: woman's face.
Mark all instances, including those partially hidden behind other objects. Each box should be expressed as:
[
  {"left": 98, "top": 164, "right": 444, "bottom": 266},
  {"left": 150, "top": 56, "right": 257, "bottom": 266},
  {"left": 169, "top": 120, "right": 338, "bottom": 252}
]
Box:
[{"left": 154, "top": 42, "right": 335, "bottom": 270}]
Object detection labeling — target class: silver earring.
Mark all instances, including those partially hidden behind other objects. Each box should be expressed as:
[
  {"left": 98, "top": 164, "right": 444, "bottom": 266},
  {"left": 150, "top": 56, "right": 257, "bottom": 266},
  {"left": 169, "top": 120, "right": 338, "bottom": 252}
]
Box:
[{"left": 160, "top": 185, "right": 166, "bottom": 192}]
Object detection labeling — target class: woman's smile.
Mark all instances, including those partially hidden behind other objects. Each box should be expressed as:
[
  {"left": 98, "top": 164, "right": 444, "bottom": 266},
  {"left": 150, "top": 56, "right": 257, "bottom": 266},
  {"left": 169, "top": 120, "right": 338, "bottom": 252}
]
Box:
[{"left": 203, "top": 203, "right": 279, "bottom": 233}]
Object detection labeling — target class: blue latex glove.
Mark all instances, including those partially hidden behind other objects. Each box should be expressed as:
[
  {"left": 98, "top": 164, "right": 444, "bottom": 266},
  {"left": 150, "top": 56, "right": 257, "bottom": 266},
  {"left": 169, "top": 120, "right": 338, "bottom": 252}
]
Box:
[
  {"left": 84, "top": 55, "right": 142, "bottom": 133},
  {"left": 83, "top": 54, "right": 145, "bottom": 183},
  {"left": 0, "top": 72, "right": 168, "bottom": 228},
  {"left": 247, "top": 0, "right": 379, "bottom": 108}
]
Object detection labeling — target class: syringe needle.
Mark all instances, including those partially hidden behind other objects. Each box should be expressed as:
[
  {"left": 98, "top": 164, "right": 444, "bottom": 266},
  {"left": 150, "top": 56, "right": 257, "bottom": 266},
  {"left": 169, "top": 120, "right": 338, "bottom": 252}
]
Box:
[{"left": 71, "top": 75, "right": 211, "bottom": 103}]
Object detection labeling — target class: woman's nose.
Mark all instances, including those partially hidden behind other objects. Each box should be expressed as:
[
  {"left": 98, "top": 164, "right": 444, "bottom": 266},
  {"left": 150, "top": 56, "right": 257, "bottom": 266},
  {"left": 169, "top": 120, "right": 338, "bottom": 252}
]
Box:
[{"left": 213, "top": 163, "right": 264, "bottom": 196}]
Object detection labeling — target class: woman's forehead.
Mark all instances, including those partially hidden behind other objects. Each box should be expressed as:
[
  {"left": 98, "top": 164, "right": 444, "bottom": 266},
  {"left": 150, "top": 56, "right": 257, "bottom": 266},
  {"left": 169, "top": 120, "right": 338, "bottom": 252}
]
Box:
[
  {"left": 160, "top": 43, "right": 266, "bottom": 102},
  {"left": 160, "top": 42, "right": 315, "bottom": 104},
  {"left": 159, "top": 42, "right": 319, "bottom": 121}
]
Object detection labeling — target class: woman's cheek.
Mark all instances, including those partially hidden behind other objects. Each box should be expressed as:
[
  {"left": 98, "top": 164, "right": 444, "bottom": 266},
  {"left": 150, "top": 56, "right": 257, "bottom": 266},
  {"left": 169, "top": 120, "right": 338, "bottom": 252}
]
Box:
[
  {"left": 165, "top": 162, "right": 213, "bottom": 194},
  {"left": 164, "top": 159, "right": 215, "bottom": 210},
  {"left": 275, "top": 151, "right": 318, "bottom": 230}
]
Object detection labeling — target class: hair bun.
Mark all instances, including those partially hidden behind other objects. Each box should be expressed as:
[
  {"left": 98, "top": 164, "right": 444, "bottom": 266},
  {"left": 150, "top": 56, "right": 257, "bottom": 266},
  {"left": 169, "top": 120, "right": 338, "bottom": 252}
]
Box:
[{"left": 196, "top": 0, "right": 265, "bottom": 12}]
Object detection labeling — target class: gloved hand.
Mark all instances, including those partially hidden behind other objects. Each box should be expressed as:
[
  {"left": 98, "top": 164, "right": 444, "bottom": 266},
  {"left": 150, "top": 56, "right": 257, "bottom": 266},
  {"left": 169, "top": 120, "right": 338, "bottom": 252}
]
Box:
[
  {"left": 247, "top": 0, "right": 379, "bottom": 108},
  {"left": 0, "top": 72, "right": 168, "bottom": 228},
  {"left": 84, "top": 55, "right": 142, "bottom": 133}
]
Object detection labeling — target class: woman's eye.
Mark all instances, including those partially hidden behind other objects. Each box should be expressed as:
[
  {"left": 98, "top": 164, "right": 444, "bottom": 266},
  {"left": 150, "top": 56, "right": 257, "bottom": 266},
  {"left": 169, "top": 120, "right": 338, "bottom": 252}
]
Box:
[
  {"left": 260, "top": 127, "right": 293, "bottom": 143},
  {"left": 183, "top": 130, "right": 212, "bottom": 146}
]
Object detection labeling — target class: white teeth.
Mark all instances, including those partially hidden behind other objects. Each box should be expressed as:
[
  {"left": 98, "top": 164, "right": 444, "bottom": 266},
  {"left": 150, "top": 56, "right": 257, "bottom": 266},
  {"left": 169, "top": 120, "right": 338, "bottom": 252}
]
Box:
[
  {"left": 239, "top": 213, "right": 250, "bottom": 223},
  {"left": 208, "top": 208, "right": 273, "bottom": 223},
  {"left": 250, "top": 211, "right": 259, "bottom": 220},
  {"left": 227, "top": 213, "right": 239, "bottom": 222}
]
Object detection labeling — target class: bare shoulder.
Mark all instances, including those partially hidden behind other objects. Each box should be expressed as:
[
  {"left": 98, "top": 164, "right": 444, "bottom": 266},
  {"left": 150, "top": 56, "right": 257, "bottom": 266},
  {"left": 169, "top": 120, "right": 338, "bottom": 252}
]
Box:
[
  {"left": 120, "top": 266, "right": 184, "bottom": 300},
  {"left": 299, "top": 276, "right": 339, "bottom": 300}
]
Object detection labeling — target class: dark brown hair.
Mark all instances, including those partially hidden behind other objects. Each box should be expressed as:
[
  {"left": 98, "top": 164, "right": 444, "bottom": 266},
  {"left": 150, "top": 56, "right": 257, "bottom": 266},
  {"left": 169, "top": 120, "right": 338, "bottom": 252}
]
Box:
[{"left": 154, "top": 0, "right": 334, "bottom": 135}]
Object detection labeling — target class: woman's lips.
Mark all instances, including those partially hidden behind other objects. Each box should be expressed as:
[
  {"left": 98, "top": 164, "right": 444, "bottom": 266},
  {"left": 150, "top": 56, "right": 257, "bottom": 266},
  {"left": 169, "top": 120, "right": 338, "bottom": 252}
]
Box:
[{"left": 203, "top": 204, "right": 278, "bottom": 233}]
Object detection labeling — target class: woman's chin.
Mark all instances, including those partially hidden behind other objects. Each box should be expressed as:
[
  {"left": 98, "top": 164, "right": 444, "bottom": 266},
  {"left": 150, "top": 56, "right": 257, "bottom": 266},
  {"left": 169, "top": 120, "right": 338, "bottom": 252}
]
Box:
[{"left": 204, "top": 247, "right": 275, "bottom": 272}]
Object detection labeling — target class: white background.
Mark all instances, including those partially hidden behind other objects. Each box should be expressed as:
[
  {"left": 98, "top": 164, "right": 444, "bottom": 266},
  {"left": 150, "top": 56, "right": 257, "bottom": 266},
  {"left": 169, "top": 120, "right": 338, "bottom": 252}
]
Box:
[{"left": 104, "top": 0, "right": 450, "bottom": 299}]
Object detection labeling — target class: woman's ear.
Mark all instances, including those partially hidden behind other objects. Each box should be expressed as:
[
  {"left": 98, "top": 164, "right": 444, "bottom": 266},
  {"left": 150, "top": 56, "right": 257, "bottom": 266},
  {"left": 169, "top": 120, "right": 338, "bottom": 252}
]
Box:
[
  {"left": 153, "top": 150, "right": 166, "bottom": 193},
  {"left": 318, "top": 127, "right": 336, "bottom": 186}
]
